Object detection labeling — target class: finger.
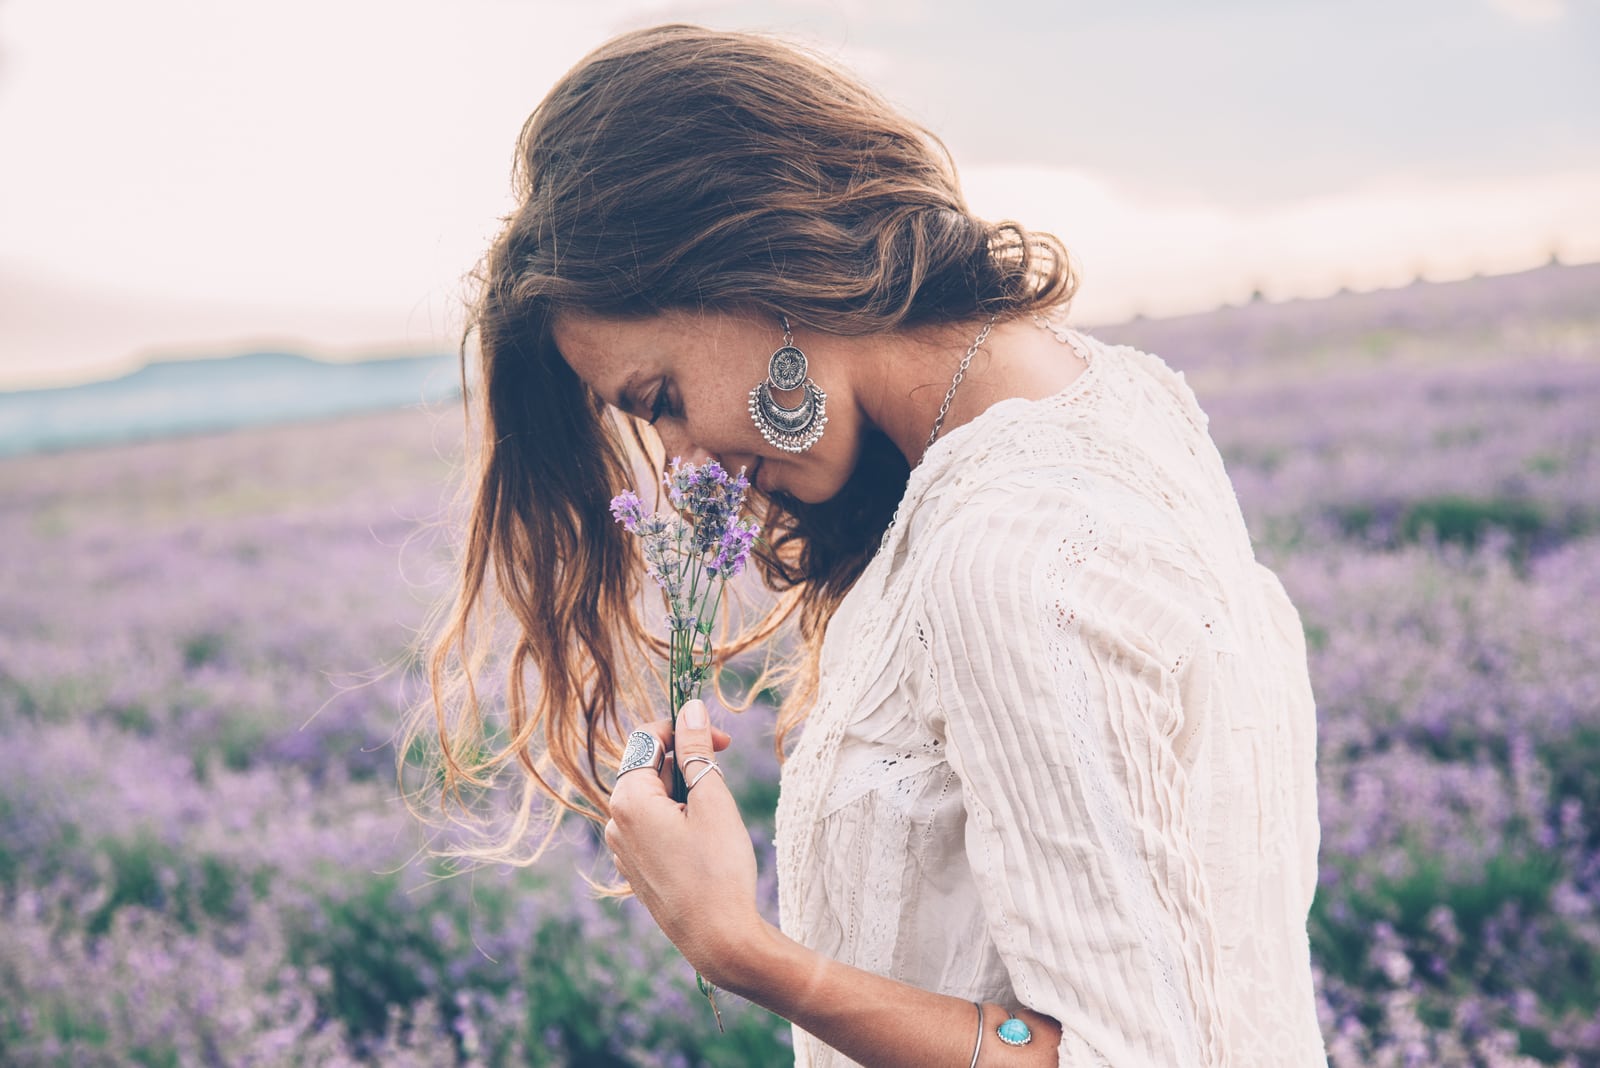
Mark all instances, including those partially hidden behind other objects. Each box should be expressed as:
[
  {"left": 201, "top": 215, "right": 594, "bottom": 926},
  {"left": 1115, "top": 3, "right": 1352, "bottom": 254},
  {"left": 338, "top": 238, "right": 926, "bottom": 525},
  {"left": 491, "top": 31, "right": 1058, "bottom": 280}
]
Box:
[
  {"left": 614, "top": 721, "right": 673, "bottom": 803},
  {"left": 675, "top": 700, "right": 738, "bottom": 817},
  {"left": 613, "top": 715, "right": 732, "bottom": 801},
  {"left": 621, "top": 717, "right": 732, "bottom": 752},
  {"left": 662, "top": 726, "right": 733, "bottom": 793},
  {"left": 669, "top": 719, "right": 732, "bottom": 793}
]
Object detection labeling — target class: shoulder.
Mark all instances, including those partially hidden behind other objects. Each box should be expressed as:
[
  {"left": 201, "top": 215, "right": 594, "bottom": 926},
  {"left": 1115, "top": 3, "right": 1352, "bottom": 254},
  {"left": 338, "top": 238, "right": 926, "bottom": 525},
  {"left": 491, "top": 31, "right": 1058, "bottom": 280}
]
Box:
[
  {"left": 1079, "top": 330, "right": 1211, "bottom": 425},
  {"left": 916, "top": 466, "right": 1097, "bottom": 582},
  {"left": 911, "top": 456, "right": 1121, "bottom": 565},
  {"left": 912, "top": 462, "right": 1216, "bottom": 670}
]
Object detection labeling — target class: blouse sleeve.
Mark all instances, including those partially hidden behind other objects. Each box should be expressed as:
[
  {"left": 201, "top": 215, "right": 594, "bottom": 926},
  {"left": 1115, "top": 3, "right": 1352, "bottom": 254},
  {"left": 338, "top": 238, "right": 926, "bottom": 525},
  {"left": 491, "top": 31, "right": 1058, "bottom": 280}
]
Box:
[{"left": 920, "top": 483, "right": 1232, "bottom": 1068}]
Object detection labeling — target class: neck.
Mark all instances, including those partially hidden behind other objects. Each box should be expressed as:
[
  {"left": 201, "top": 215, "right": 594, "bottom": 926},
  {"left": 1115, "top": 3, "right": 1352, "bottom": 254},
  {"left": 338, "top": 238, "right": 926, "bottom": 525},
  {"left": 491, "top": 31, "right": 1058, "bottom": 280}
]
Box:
[{"left": 850, "top": 315, "right": 1008, "bottom": 468}]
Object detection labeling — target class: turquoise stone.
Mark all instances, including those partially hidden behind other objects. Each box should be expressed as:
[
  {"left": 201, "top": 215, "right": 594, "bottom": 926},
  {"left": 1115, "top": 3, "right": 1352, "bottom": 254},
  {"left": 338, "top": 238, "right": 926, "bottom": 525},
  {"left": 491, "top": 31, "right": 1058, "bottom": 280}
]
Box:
[{"left": 997, "top": 1017, "right": 1033, "bottom": 1046}]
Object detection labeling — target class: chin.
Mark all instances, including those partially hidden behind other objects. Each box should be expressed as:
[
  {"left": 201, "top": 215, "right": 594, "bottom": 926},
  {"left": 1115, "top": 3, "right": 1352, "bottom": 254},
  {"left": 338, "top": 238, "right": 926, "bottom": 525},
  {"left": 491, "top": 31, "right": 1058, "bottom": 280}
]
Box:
[
  {"left": 756, "top": 436, "right": 868, "bottom": 507},
  {"left": 751, "top": 458, "right": 819, "bottom": 505},
  {"left": 770, "top": 466, "right": 852, "bottom": 506},
  {"left": 776, "top": 486, "right": 831, "bottom": 506}
]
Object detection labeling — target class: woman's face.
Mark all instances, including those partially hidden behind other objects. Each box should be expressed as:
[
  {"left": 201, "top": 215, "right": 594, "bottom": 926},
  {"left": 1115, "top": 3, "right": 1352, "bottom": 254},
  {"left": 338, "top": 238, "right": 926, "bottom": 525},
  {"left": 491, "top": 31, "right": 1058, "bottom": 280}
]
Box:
[{"left": 551, "top": 308, "right": 867, "bottom": 505}]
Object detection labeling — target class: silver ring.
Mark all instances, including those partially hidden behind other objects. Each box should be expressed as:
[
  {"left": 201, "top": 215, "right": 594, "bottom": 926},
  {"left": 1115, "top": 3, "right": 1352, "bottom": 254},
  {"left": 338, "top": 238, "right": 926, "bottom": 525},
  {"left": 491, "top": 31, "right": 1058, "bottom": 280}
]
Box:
[
  {"left": 618, "top": 730, "right": 664, "bottom": 776},
  {"left": 685, "top": 760, "right": 723, "bottom": 792}
]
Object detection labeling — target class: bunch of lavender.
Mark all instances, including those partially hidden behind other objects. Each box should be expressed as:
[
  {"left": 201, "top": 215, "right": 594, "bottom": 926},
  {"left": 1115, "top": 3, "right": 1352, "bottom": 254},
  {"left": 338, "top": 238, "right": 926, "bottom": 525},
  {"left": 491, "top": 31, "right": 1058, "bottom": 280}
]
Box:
[
  {"left": 611, "top": 459, "right": 760, "bottom": 786},
  {"left": 610, "top": 457, "right": 760, "bottom": 1030}
]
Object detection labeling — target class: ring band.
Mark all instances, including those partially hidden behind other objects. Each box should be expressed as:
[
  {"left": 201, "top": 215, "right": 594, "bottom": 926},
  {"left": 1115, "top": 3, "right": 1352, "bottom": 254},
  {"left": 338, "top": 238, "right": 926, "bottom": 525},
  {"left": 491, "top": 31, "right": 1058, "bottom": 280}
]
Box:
[
  {"left": 618, "top": 730, "right": 664, "bottom": 776},
  {"left": 685, "top": 760, "right": 723, "bottom": 791}
]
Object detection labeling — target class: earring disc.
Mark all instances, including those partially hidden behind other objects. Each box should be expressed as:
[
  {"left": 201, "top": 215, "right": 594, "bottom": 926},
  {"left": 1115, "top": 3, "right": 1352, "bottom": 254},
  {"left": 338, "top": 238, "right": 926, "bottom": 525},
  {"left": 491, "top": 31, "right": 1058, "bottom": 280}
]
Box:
[{"left": 768, "top": 346, "right": 807, "bottom": 392}]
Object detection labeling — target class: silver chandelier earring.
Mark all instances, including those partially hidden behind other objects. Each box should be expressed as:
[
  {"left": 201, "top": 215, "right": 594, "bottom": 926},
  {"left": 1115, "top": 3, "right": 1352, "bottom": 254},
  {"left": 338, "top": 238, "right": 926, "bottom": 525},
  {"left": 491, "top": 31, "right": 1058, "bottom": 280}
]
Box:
[{"left": 748, "top": 315, "right": 828, "bottom": 453}]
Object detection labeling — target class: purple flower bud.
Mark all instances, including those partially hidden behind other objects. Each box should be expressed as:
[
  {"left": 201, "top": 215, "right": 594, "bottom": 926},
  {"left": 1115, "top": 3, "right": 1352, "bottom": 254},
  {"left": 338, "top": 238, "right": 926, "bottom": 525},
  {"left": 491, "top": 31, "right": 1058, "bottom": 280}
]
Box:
[{"left": 608, "top": 490, "right": 645, "bottom": 533}]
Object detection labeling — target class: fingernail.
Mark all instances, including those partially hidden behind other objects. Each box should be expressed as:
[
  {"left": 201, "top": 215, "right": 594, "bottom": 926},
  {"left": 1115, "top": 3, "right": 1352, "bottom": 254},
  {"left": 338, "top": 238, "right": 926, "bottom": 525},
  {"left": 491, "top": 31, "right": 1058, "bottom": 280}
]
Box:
[{"left": 683, "top": 700, "right": 707, "bottom": 730}]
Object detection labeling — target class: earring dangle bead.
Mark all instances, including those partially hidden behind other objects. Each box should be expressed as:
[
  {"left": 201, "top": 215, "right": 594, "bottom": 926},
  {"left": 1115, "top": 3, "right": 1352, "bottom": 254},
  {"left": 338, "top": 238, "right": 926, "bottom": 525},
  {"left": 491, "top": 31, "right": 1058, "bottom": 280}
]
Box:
[{"left": 748, "top": 315, "right": 828, "bottom": 453}]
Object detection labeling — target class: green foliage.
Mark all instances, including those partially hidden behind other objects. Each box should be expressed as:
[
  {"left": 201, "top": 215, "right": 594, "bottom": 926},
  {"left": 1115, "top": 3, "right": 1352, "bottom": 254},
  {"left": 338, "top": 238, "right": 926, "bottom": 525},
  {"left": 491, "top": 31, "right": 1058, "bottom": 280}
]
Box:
[
  {"left": 108, "top": 699, "right": 156, "bottom": 735},
  {"left": 1539, "top": 724, "right": 1600, "bottom": 846},
  {"left": 1395, "top": 843, "right": 1559, "bottom": 947},
  {"left": 88, "top": 835, "right": 181, "bottom": 937},
  {"left": 1399, "top": 495, "right": 1548, "bottom": 551},
  {"left": 86, "top": 833, "right": 249, "bottom": 937},
  {"left": 735, "top": 778, "right": 781, "bottom": 828},
  {"left": 1329, "top": 494, "right": 1590, "bottom": 560},
  {"left": 274, "top": 867, "right": 793, "bottom": 1066},
  {"left": 1332, "top": 503, "right": 1378, "bottom": 540},
  {"left": 1311, "top": 835, "right": 1565, "bottom": 992},
  {"left": 285, "top": 871, "right": 452, "bottom": 1043},
  {"left": 0, "top": 797, "right": 16, "bottom": 890},
  {"left": 181, "top": 631, "right": 228, "bottom": 670},
  {"left": 1524, "top": 451, "right": 1563, "bottom": 476}
]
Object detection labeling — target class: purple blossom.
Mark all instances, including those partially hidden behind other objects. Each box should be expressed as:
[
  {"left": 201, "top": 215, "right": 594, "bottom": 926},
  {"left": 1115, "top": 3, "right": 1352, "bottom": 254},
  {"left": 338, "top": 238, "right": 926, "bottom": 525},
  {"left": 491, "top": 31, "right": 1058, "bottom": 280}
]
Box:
[
  {"left": 611, "top": 457, "right": 761, "bottom": 602},
  {"left": 709, "top": 518, "right": 759, "bottom": 578},
  {"left": 609, "top": 490, "right": 645, "bottom": 533}
]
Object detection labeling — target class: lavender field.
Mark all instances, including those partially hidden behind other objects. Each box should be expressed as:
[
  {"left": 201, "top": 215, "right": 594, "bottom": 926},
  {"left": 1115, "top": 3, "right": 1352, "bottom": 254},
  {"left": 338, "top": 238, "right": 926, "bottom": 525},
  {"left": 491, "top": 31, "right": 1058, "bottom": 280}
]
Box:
[{"left": 3, "top": 262, "right": 1598, "bottom": 1066}]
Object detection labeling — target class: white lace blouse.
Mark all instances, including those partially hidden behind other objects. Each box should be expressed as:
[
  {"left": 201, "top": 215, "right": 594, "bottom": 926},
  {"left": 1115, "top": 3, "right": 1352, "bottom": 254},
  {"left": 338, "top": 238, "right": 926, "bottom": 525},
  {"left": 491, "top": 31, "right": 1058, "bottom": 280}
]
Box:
[{"left": 772, "top": 320, "right": 1328, "bottom": 1067}]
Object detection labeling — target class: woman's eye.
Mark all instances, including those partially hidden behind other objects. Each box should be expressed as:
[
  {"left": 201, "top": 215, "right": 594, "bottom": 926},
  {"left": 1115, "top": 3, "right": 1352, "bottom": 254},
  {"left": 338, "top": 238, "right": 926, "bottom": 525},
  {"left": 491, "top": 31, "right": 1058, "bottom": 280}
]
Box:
[{"left": 648, "top": 387, "right": 671, "bottom": 425}]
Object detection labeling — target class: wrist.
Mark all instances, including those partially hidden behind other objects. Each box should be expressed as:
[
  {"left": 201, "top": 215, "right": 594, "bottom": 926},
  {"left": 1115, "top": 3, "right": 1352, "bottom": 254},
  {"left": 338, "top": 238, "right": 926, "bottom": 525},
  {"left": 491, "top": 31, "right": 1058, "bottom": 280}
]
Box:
[{"left": 711, "top": 917, "right": 810, "bottom": 1006}]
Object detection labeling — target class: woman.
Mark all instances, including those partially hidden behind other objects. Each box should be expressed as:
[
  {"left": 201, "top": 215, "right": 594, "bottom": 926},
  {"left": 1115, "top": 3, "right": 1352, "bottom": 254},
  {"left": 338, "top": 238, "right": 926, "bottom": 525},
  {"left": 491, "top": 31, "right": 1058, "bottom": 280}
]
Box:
[{"left": 413, "top": 23, "right": 1328, "bottom": 1068}]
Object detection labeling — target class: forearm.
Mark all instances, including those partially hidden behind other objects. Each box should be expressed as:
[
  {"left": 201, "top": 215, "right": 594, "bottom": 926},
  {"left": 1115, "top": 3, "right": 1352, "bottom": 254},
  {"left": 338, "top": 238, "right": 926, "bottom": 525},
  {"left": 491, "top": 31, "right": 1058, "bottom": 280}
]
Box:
[{"left": 723, "top": 921, "right": 1061, "bottom": 1068}]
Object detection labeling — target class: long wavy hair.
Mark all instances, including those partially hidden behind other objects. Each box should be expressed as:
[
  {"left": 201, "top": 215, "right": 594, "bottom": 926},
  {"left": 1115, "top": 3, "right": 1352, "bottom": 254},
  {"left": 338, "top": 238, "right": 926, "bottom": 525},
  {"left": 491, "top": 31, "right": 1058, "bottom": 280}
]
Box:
[{"left": 398, "top": 23, "right": 1080, "bottom": 867}]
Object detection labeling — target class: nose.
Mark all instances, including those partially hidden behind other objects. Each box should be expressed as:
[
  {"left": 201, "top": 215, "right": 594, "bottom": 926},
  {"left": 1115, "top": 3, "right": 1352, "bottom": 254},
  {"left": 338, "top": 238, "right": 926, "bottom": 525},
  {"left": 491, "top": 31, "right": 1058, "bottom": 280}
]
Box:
[{"left": 653, "top": 423, "right": 714, "bottom": 468}]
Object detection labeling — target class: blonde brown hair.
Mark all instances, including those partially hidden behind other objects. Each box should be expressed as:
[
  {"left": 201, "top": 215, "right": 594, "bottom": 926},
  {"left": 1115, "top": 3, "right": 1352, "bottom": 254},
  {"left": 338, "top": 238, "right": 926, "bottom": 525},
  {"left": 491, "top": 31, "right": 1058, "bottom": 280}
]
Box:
[{"left": 399, "top": 24, "right": 1079, "bottom": 866}]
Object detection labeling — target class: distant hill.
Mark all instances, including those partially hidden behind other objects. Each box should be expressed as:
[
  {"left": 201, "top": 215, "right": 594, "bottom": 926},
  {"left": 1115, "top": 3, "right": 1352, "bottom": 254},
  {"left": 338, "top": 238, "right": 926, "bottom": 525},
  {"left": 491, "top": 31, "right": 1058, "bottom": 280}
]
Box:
[
  {"left": 1087, "top": 261, "right": 1600, "bottom": 385},
  {"left": 0, "top": 350, "right": 461, "bottom": 458}
]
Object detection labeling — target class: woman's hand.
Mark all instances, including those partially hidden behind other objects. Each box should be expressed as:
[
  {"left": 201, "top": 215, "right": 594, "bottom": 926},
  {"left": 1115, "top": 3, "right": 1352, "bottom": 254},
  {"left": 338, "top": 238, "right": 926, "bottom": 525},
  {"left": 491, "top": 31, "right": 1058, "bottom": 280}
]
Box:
[
  {"left": 605, "top": 699, "right": 769, "bottom": 989},
  {"left": 608, "top": 701, "right": 1065, "bottom": 1067}
]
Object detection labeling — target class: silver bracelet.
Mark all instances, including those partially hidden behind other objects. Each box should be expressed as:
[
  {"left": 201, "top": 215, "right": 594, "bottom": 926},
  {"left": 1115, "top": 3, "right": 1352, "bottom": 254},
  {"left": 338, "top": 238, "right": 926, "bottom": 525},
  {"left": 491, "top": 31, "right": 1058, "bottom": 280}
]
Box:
[{"left": 968, "top": 1001, "right": 984, "bottom": 1068}]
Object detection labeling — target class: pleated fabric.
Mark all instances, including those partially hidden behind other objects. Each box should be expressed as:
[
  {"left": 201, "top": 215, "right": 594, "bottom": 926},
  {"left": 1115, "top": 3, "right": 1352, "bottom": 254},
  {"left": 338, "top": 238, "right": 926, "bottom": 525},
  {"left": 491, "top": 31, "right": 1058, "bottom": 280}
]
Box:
[{"left": 773, "top": 317, "right": 1328, "bottom": 1067}]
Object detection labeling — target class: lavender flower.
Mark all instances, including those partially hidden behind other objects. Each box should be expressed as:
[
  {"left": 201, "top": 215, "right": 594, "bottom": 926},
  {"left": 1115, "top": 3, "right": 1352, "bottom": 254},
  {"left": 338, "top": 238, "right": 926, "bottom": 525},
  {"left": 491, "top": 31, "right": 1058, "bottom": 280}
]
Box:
[
  {"left": 613, "top": 458, "right": 760, "bottom": 663},
  {"left": 608, "top": 456, "right": 762, "bottom": 1031},
  {"left": 609, "top": 490, "right": 646, "bottom": 532}
]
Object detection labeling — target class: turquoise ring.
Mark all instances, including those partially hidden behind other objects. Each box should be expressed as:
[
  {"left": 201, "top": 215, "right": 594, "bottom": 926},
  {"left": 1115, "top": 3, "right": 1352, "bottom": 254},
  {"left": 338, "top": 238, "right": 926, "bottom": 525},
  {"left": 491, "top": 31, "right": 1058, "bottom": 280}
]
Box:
[{"left": 996, "top": 1015, "right": 1033, "bottom": 1046}]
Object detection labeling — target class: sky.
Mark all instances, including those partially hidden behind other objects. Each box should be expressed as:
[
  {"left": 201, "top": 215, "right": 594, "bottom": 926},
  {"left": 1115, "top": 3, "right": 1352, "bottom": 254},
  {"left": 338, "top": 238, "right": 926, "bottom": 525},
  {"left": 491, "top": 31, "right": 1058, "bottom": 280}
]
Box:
[{"left": 0, "top": 0, "right": 1596, "bottom": 389}]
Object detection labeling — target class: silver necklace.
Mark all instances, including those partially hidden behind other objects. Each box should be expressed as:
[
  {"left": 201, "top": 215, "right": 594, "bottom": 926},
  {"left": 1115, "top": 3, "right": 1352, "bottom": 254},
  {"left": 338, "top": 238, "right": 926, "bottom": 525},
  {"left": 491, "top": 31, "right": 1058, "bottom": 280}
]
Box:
[
  {"left": 925, "top": 313, "right": 998, "bottom": 451},
  {"left": 879, "top": 313, "right": 999, "bottom": 551}
]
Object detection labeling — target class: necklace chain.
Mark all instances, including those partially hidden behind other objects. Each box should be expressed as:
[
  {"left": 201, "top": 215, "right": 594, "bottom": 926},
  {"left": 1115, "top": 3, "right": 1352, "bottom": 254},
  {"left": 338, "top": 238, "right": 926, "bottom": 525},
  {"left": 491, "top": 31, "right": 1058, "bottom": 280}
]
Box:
[
  {"left": 877, "top": 311, "right": 1070, "bottom": 553},
  {"left": 879, "top": 313, "right": 1000, "bottom": 551},
  {"left": 925, "top": 314, "right": 998, "bottom": 451}
]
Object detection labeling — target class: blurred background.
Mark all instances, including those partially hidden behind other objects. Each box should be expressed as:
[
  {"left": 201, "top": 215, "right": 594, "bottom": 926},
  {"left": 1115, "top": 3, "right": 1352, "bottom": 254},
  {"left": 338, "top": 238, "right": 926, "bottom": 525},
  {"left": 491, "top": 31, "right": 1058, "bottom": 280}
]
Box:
[{"left": 1, "top": 1, "right": 1598, "bottom": 1065}]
